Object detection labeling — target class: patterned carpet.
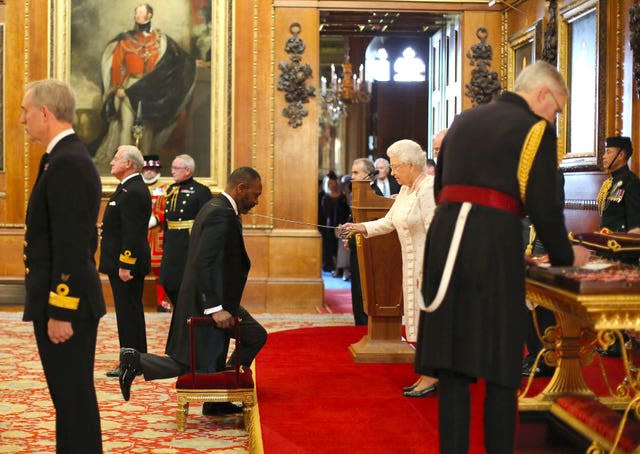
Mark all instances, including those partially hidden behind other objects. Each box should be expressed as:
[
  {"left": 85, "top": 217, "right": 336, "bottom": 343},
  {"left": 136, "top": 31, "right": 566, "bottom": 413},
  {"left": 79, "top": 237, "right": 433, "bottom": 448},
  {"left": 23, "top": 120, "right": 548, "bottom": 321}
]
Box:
[{"left": 0, "top": 311, "right": 353, "bottom": 453}]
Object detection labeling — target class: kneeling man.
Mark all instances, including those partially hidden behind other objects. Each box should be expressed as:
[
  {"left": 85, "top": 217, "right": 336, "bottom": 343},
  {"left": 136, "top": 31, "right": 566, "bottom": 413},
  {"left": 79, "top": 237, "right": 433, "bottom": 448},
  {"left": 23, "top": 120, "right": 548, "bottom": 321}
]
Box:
[{"left": 118, "top": 167, "right": 267, "bottom": 415}]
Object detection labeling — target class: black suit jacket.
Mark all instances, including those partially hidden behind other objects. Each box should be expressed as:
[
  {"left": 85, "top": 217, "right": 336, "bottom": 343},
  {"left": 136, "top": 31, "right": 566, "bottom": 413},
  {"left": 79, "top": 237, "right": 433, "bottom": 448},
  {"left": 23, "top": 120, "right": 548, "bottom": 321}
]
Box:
[
  {"left": 165, "top": 194, "right": 250, "bottom": 365},
  {"left": 23, "top": 134, "right": 105, "bottom": 322},
  {"left": 99, "top": 174, "right": 152, "bottom": 276}
]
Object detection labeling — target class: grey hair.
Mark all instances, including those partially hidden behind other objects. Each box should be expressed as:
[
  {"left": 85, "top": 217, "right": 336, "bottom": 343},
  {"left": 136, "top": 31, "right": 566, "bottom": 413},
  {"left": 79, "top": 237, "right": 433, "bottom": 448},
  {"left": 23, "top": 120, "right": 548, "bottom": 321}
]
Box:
[
  {"left": 118, "top": 145, "right": 145, "bottom": 171},
  {"left": 514, "top": 61, "right": 568, "bottom": 96},
  {"left": 353, "top": 158, "right": 375, "bottom": 176},
  {"left": 24, "top": 79, "right": 76, "bottom": 124},
  {"left": 175, "top": 154, "right": 195, "bottom": 173},
  {"left": 374, "top": 157, "right": 390, "bottom": 170},
  {"left": 387, "top": 139, "right": 426, "bottom": 167}
]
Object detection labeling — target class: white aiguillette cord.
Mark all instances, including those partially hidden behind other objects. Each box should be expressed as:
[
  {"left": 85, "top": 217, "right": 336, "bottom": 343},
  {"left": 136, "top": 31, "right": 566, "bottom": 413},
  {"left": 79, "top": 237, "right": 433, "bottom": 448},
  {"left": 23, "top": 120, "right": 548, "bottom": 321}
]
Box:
[{"left": 421, "top": 202, "right": 472, "bottom": 313}]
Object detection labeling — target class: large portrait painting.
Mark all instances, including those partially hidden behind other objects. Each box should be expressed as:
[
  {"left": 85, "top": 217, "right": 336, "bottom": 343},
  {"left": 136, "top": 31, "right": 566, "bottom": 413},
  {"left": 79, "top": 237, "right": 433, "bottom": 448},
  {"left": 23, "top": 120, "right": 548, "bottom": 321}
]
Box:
[
  {"left": 558, "top": 0, "right": 605, "bottom": 169},
  {"left": 507, "top": 21, "right": 541, "bottom": 91},
  {"left": 52, "top": 0, "right": 231, "bottom": 188}
]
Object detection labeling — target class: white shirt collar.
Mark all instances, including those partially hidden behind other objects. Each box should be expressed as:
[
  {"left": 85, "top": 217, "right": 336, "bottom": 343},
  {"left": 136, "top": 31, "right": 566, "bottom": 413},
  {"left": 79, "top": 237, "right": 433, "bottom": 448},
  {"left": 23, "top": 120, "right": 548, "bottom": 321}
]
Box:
[
  {"left": 120, "top": 172, "right": 140, "bottom": 185},
  {"left": 45, "top": 129, "right": 74, "bottom": 154},
  {"left": 222, "top": 191, "right": 238, "bottom": 215}
]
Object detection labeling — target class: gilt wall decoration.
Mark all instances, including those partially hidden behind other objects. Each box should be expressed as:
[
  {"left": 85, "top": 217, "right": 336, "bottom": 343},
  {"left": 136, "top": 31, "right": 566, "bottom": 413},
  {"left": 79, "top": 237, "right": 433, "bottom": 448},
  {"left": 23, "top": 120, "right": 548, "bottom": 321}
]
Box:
[
  {"left": 277, "top": 23, "right": 316, "bottom": 128},
  {"left": 631, "top": 4, "right": 640, "bottom": 99},
  {"left": 542, "top": 0, "right": 558, "bottom": 65},
  {"left": 465, "top": 27, "right": 501, "bottom": 107}
]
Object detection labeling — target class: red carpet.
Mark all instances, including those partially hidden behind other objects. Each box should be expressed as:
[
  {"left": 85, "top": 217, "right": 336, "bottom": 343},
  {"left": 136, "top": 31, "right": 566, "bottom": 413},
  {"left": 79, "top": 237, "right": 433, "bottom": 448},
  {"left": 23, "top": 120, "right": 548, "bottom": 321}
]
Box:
[
  {"left": 256, "top": 326, "right": 628, "bottom": 454},
  {"left": 321, "top": 289, "right": 353, "bottom": 314}
]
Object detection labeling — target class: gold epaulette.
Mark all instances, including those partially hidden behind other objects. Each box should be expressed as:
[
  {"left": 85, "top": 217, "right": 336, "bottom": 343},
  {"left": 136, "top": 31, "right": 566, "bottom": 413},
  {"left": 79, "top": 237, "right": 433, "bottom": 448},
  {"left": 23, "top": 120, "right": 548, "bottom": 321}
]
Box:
[
  {"left": 167, "top": 220, "right": 195, "bottom": 231},
  {"left": 49, "top": 283, "right": 79, "bottom": 310},
  {"left": 119, "top": 250, "right": 137, "bottom": 265},
  {"left": 517, "top": 119, "right": 547, "bottom": 205}
]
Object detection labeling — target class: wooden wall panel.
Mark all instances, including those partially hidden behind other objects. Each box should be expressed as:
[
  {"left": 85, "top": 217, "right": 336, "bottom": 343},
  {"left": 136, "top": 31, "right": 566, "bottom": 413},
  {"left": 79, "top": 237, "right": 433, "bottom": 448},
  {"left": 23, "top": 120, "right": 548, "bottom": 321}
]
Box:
[{"left": 234, "top": 2, "right": 324, "bottom": 312}]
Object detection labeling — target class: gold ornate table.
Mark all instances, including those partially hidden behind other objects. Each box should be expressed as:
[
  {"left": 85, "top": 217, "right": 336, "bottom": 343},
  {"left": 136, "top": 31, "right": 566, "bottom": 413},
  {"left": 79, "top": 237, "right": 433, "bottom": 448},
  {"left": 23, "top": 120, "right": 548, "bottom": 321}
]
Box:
[{"left": 520, "top": 265, "right": 640, "bottom": 412}]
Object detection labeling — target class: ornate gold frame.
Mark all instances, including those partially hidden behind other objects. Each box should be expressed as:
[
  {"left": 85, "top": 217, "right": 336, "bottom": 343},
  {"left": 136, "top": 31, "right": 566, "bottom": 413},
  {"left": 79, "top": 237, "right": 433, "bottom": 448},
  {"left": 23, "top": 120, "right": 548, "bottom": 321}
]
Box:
[
  {"left": 50, "top": 0, "right": 232, "bottom": 192},
  {"left": 557, "top": 0, "right": 606, "bottom": 170},
  {"left": 507, "top": 20, "right": 542, "bottom": 91}
]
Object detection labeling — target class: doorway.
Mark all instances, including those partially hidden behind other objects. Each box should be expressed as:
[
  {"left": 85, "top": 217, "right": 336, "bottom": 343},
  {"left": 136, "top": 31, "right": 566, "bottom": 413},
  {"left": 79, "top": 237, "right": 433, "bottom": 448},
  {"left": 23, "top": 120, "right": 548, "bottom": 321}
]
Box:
[{"left": 318, "top": 10, "right": 461, "bottom": 179}]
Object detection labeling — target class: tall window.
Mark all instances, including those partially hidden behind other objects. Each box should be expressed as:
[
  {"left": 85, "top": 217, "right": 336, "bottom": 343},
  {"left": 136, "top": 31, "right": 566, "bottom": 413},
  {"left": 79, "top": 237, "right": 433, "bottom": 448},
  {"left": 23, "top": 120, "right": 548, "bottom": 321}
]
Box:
[{"left": 393, "top": 47, "right": 426, "bottom": 82}]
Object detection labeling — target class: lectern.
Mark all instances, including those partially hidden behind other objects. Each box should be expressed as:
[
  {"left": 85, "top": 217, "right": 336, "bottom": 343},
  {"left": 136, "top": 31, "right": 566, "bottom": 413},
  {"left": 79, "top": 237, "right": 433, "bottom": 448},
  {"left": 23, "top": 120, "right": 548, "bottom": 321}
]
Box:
[{"left": 348, "top": 180, "right": 415, "bottom": 363}]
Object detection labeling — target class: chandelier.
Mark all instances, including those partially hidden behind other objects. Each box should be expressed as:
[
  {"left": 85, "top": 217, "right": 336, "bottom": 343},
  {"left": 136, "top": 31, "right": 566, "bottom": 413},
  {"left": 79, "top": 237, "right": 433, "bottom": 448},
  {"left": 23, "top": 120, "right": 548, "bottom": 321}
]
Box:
[{"left": 319, "top": 52, "right": 371, "bottom": 125}]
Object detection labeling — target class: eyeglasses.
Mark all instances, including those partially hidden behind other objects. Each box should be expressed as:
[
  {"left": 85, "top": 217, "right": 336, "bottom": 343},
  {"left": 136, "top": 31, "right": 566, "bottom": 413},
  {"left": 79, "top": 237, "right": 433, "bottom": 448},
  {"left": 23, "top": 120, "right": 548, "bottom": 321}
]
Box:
[
  {"left": 548, "top": 89, "right": 563, "bottom": 116},
  {"left": 171, "top": 166, "right": 187, "bottom": 171},
  {"left": 389, "top": 163, "right": 407, "bottom": 171}
]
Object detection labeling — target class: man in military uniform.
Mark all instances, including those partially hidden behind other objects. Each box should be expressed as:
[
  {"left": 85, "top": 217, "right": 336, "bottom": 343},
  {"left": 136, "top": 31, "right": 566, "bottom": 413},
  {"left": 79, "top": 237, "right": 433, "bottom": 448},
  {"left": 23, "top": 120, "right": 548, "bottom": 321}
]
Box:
[
  {"left": 595, "top": 136, "right": 640, "bottom": 357},
  {"left": 598, "top": 136, "right": 640, "bottom": 237},
  {"left": 100, "top": 145, "right": 152, "bottom": 377},
  {"left": 159, "top": 154, "right": 211, "bottom": 306},
  {"left": 93, "top": 3, "right": 196, "bottom": 171},
  {"left": 22, "top": 79, "right": 105, "bottom": 452},
  {"left": 415, "top": 61, "right": 590, "bottom": 453},
  {"left": 142, "top": 154, "right": 171, "bottom": 312}
]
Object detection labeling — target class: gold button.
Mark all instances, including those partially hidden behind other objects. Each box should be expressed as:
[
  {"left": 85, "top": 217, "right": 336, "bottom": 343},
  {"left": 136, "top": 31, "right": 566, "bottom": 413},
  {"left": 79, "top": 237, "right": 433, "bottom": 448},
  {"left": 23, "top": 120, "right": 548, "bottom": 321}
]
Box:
[
  {"left": 23, "top": 254, "right": 27, "bottom": 261},
  {"left": 23, "top": 240, "right": 28, "bottom": 247},
  {"left": 25, "top": 267, "right": 30, "bottom": 275}
]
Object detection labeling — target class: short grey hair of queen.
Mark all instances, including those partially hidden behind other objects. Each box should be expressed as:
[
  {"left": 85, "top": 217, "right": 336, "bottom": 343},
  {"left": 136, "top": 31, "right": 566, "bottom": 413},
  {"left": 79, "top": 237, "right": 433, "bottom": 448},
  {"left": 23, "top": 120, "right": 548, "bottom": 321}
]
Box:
[
  {"left": 175, "top": 154, "right": 195, "bottom": 173},
  {"left": 119, "top": 145, "right": 145, "bottom": 172},
  {"left": 25, "top": 79, "right": 76, "bottom": 124},
  {"left": 386, "top": 139, "right": 426, "bottom": 167},
  {"left": 513, "top": 60, "right": 568, "bottom": 97},
  {"left": 353, "top": 158, "right": 375, "bottom": 176}
]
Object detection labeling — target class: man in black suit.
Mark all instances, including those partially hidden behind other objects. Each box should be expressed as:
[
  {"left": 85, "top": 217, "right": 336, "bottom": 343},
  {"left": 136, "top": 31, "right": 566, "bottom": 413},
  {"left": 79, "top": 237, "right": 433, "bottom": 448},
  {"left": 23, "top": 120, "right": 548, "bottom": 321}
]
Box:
[
  {"left": 348, "top": 158, "right": 383, "bottom": 325},
  {"left": 99, "top": 145, "right": 152, "bottom": 376},
  {"left": 118, "top": 167, "right": 267, "bottom": 415},
  {"left": 373, "top": 157, "right": 401, "bottom": 197},
  {"left": 21, "top": 79, "right": 104, "bottom": 452}
]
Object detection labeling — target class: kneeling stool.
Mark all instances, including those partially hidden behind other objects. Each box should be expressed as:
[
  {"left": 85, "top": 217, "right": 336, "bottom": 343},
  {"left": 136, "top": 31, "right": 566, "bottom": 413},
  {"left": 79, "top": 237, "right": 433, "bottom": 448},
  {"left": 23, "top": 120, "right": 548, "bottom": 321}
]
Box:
[{"left": 175, "top": 316, "right": 256, "bottom": 432}]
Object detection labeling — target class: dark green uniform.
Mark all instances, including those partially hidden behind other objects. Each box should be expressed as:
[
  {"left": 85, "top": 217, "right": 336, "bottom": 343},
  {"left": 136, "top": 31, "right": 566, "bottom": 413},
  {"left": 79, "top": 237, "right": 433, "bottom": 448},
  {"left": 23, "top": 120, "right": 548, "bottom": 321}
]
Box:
[{"left": 600, "top": 165, "right": 640, "bottom": 232}]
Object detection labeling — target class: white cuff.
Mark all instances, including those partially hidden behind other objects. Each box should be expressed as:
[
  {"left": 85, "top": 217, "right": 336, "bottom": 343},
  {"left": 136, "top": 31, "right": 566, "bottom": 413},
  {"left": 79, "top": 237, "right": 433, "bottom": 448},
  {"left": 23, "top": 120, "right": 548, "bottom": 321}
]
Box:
[{"left": 203, "top": 305, "right": 223, "bottom": 315}]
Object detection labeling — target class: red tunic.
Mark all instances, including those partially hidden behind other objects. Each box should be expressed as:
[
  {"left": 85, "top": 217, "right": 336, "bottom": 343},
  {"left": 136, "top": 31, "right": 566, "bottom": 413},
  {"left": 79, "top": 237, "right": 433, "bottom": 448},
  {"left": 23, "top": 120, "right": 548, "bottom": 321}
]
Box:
[{"left": 111, "top": 31, "right": 161, "bottom": 87}]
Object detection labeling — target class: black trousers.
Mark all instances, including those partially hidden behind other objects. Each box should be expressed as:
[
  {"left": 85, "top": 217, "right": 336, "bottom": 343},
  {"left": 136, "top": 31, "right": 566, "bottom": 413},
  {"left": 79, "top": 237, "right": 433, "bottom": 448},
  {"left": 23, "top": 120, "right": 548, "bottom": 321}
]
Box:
[
  {"left": 34, "top": 319, "right": 102, "bottom": 453},
  {"left": 141, "top": 305, "right": 268, "bottom": 381},
  {"left": 438, "top": 370, "right": 517, "bottom": 454},
  {"left": 109, "top": 273, "right": 147, "bottom": 353},
  {"left": 349, "top": 236, "right": 368, "bottom": 326}
]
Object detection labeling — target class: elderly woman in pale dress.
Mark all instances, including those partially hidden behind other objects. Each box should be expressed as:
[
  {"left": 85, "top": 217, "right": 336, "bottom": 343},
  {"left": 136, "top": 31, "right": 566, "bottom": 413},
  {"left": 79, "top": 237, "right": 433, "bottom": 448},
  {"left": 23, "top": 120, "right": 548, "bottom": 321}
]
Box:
[{"left": 343, "top": 139, "right": 438, "bottom": 397}]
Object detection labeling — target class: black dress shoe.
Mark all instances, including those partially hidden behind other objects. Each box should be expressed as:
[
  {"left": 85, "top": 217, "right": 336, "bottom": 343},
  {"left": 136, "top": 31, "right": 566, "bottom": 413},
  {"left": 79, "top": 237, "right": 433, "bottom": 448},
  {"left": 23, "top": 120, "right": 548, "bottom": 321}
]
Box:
[
  {"left": 404, "top": 384, "right": 437, "bottom": 397},
  {"left": 106, "top": 367, "right": 121, "bottom": 378},
  {"left": 202, "top": 402, "right": 243, "bottom": 415},
  {"left": 119, "top": 348, "right": 140, "bottom": 401}
]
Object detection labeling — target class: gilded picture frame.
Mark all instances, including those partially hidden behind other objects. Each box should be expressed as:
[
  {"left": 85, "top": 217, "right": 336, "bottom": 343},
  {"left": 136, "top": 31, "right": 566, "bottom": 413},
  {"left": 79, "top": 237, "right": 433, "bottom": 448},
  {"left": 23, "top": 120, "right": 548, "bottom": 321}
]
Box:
[
  {"left": 51, "top": 0, "right": 232, "bottom": 191},
  {"left": 507, "top": 20, "right": 542, "bottom": 91},
  {"left": 557, "top": 0, "right": 606, "bottom": 170}
]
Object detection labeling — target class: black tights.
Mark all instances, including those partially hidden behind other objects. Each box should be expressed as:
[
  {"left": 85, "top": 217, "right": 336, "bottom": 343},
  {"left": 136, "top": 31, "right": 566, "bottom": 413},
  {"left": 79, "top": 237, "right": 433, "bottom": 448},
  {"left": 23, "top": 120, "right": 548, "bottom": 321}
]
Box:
[{"left": 438, "top": 370, "right": 518, "bottom": 454}]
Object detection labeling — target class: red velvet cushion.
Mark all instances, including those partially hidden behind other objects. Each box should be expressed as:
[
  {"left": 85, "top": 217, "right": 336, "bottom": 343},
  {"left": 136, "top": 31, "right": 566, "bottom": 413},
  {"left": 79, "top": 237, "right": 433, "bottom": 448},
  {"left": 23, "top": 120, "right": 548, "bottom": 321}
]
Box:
[
  {"left": 556, "top": 395, "right": 640, "bottom": 453},
  {"left": 176, "top": 367, "right": 254, "bottom": 390}
]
